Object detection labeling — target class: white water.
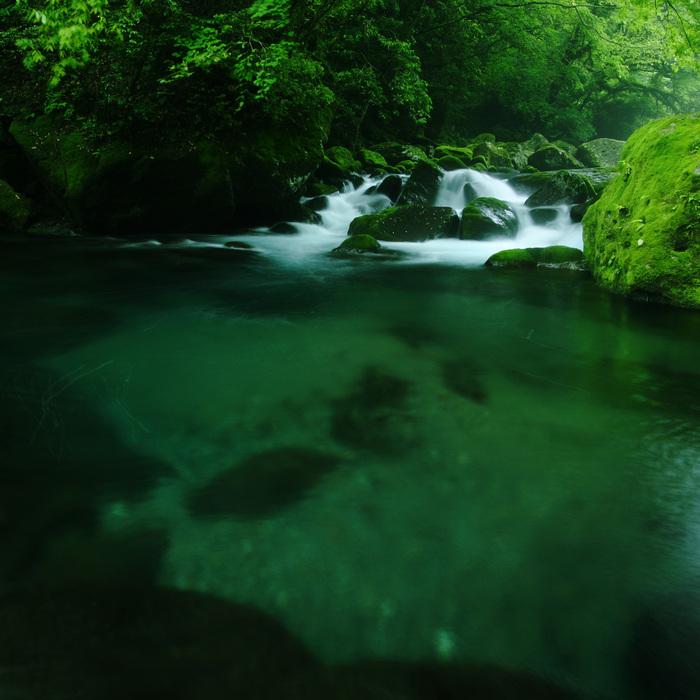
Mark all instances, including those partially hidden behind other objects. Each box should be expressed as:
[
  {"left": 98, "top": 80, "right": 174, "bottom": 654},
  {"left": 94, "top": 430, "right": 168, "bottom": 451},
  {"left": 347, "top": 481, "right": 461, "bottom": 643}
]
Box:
[{"left": 207, "top": 169, "right": 583, "bottom": 267}]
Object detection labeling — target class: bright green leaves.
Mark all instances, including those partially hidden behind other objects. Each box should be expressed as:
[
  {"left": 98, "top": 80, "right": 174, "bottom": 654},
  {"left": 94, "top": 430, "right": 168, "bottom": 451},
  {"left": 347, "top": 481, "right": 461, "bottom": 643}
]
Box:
[{"left": 16, "top": 0, "right": 110, "bottom": 86}]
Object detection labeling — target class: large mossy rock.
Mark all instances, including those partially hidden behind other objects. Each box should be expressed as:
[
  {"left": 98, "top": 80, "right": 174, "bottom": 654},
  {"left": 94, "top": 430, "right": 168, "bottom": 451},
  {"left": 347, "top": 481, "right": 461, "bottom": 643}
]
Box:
[
  {"left": 0, "top": 179, "right": 32, "bottom": 232},
  {"left": 371, "top": 142, "right": 429, "bottom": 166},
  {"left": 576, "top": 138, "right": 626, "bottom": 168},
  {"left": 9, "top": 115, "right": 328, "bottom": 235},
  {"left": 460, "top": 197, "right": 518, "bottom": 240},
  {"left": 583, "top": 113, "right": 700, "bottom": 308},
  {"left": 396, "top": 160, "right": 443, "bottom": 206},
  {"left": 486, "top": 245, "right": 587, "bottom": 270},
  {"left": 525, "top": 171, "right": 595, "bottom": 207},
  {"left": 470, "top": 141, "right": 513, "bottom": 170},
  {"left": 348, "top": 205, "right": 459, "bottom": 242},
  {"left": 528, "top": 145, "right": 584, "bottom": 171}
]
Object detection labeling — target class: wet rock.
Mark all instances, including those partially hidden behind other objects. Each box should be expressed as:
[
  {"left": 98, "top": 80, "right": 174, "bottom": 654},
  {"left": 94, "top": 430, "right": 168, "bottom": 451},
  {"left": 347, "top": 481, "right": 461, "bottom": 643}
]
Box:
[
  {"left": 507, "top": 171, "right": 554, "bottom": 195},
  {"left": 525, "top": 171, "right": 595, "bottom": 207},
  {"left": 376, "top": 174, "right": 404, "bottom": 203},
  {"left": 485, "top": 245, "right": 587, "bottom": 270},
  {"left": 396, "top": 160, "right": 443, "bottom": 206},
  {"left": 187, "top": 447, "right": 343, "bottom": 519},
  {"left": 530, "top": 207, "right": 559, "bottom": 225},
  {"left": 460, "top": 197, "right": 518, "bottom": 240},
  {"left": 348, "top": 205, "right": 459, "bottom": 242}
]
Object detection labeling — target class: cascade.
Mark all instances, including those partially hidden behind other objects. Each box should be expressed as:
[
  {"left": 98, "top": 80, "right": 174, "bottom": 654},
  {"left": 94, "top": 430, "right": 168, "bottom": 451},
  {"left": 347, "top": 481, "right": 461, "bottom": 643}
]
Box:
[{"left": 212, "top": 169, "right": 584, "bottom": 267}]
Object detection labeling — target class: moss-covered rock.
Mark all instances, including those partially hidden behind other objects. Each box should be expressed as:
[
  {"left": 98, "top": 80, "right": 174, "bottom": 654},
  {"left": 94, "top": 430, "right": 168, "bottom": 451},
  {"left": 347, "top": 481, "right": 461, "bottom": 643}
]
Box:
[
  {"left": 0, "top": 179, "right": 31, "bottom": 232},
  {"left": 486, "top": 245, "right": 587, "bottom": 270},
  {"left": 371, "top": 142, "right": 428, "bottom": 166},
  {"left": 576, "top": 138, "right": 626, "bottom": 168},
  {"left": 436, "top": 155, "right": 466, "bottom": 171},
  {"left": 434, "top": 145, "right": 474, "bottom": 162},
  {"left": 460, "top": 197, "right": 518, "bottom": 240},
  {"left": 525, "top": 171, "right": 595, "bottom": 207},
  {"left": 329, "top": 233, "right": 405, "bottom": 260},
  {"left": 358, "top": 149, "right": 388, "bottom": 170},
  {"left": 583, "top": 113, "right": 700, "bottom": 308},
  {"left": 470, "top": 141, "right": 514, "bottom": 170},
  {"left": 507, "top": 171, "right": 555, "bottom": 195},
  {"left": 528, "top": 145, "right": 584, "bottom": 171},
  {"left": 396, "top": 160, "right": 443, "bottom": 206},
  {"left": 348, "top": 205, "right": 459, "bottom": 242}
]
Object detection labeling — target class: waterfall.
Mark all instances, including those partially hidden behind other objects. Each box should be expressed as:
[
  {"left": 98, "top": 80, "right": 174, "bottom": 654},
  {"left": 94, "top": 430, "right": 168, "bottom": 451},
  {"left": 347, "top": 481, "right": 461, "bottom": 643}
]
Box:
[{"left": 206, "top": 169, "right": 584, "bottom": 267}]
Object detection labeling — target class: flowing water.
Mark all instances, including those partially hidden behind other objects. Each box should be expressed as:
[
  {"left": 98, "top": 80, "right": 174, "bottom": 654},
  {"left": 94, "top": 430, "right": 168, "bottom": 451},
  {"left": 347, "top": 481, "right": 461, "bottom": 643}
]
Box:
[{"left": 2, "top": 170, "right": 700, "bottom": 698}]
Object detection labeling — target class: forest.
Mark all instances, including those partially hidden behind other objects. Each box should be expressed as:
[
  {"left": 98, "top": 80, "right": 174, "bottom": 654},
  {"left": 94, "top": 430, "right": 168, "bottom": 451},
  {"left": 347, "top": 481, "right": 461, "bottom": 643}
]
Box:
[{"left": 1, "top": 0, "right": 699, "bottom": 149}]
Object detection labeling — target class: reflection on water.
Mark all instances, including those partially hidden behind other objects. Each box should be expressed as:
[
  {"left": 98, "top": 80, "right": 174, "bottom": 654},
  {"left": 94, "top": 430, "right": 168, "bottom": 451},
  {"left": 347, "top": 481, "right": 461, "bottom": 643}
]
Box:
[{"left": 2, "top": 238, "right": 700, "bottom": 699}]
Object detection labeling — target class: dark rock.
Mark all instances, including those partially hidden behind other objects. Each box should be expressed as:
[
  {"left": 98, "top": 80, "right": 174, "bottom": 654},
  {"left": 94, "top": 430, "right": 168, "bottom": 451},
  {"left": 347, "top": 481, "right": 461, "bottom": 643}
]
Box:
[
  {"left": 530, "top": 207, "right": 559, "bottom": 225},
  {"left": 528, "top": 145, "right": 584, "bottom": 171},
  {"left": 569, "top": 202, "right": 589, "bottom": 222},
  {"left": 396, "top": 160, "right": 443, "bottom": 206},
  {"left": 348, "top": 205, "right": 459, "bottom": 242},
  {"left": 460, "top": 197, "right": 518, "bottom": 240},
  {"left": 376, "top": 174, "right": 404, "bottom": 203},
  {"left": 0, "top": 179, "right": 32, "bottom": 232},
  {"left": 187, "top": 446, "right": 343, "bottom": 519},
  {"left": 507, "top": 172, "right": 555, "bottom": 195},
  {"left": 576, "top": 138, "right": 625, "bottom": 168},
  {"left": 525, "top": 171, "right": 595, "bottom": 207}
]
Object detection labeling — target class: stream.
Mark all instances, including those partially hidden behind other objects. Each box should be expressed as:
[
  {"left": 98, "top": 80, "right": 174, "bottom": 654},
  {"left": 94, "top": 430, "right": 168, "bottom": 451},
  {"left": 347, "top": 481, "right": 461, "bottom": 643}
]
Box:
[{"left": 1, "top": 169, "right": 700, "bottom": 699}]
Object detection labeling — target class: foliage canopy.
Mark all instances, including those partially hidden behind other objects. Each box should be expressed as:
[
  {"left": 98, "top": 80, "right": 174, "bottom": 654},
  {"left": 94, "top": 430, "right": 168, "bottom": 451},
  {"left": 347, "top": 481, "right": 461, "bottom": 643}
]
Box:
[{"left": 1, "top": 0, "right": 699, "bottom": 144}]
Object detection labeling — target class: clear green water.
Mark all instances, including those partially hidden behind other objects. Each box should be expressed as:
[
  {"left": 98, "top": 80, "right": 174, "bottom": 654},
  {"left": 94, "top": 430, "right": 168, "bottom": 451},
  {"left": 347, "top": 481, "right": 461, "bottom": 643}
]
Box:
[{"left": 2, "top": 239, "right": 700, "bottom": 698}]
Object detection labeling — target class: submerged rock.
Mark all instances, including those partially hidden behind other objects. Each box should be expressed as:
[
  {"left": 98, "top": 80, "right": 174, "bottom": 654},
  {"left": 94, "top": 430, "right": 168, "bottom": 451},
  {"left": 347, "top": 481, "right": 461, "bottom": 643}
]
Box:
[
  {"left": 460, "top": 197, "right": 518, "bottom": 240},
  {"left": 331, "top": 365, "right": 414, "bottom": 452},
  {"left": 583, "top": 113, "right": 700, "bottom": 308},
  {"left": 485, "top": 245, "right": 587, "bottom": 270},
  {"left": 348, "top": 205, "right": 459, "bottom": 242},
  {"left": 187, "top": 447, "right": 342, "bottom": 519}
]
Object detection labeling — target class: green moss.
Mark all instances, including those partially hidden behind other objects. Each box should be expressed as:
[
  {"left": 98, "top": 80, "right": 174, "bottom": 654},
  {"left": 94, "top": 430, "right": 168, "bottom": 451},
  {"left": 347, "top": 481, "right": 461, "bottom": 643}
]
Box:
[
  {"left": 338, "top": 234, "right": 381, "bottom": 251},
  {"left": 485, "top": 245, "right": 587, "bottom": 270},
  {"left": 348, "top": 205, "right": 459, "bottom": 242},
  {"left": 0, "top": 179, "right": 31, "bottom": 232},
  {"left": 436, "top": 155, "right": 466, "bottom": 171},
  {"left": 583, "top": 113, "right": 700, "bottom": 308}
]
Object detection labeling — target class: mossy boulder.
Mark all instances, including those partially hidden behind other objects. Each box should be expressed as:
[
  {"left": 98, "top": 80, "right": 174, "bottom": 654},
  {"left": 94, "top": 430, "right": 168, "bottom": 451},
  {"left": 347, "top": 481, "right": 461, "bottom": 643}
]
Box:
[
  {"left": 471, "top": 141, "right": 514, "bottom": 170},
  {"left": 396, "top": 160, "right": 443, "bottom": 206},
  {"left": 329, "top": 233, "right": 405, "bottom": 260},
  {"left": 0, "top": 179, "right": 31, "bottom": 232},
  {"left": 316, "top": 146, "right": 362, "bottom": 180},
  {"left": 528, "top": 145, "right": 584, "bottom": 171},
  {"left": 371, "top": 142, "right": 429, "bottom": 166},
  {"left": 358, "top": 149, "right": 388, "bottom": 170},
  {"left": 583, "top": 113, "right": 700, "bottom": 308},
  {"left": 525, "top": 171, "right": 595, "bottom": 207},
  {"left": 486, "top": 245, "right": 587, "bottom": 270},
  {"left": 434, "top": 145, "right": 474, "bottom": 162},
  {"left": 576, "top": 138, "right": 626, "bottom": 168},
  {"left": 436, "top": 155, "right": 467, "bottom": 171},
  {"left": 507, "top": 171, "right": 555, "bottom": 195},
  {"left": 348, "top": 205, "right": 459, "bottom": 242},
  {"left": 460, "top": 197, "right": 518, "bottom": 240}
]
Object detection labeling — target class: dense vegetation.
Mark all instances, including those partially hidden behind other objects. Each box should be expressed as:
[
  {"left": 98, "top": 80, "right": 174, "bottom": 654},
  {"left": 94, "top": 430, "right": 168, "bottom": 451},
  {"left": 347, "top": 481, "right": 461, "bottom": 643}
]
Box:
[{"left": 1, "top": 0, "right": 699, "bottom": 148}]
